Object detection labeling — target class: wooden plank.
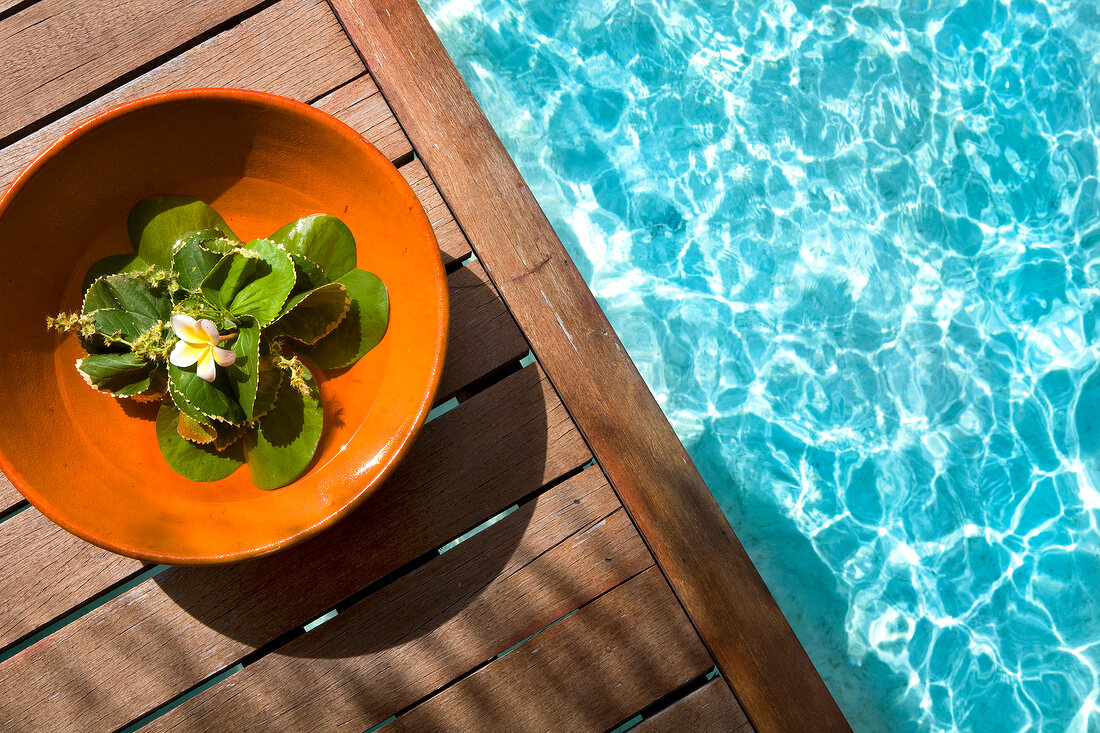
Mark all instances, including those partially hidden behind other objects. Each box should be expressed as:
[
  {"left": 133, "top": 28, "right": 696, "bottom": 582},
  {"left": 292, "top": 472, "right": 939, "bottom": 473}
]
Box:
[
  {"left": 329, "top": 1, "right": 849, "bottom": 729},
  {"left": 149, "top": 468, "right": 654, "bottom": 732},
  {"left": 0, "top": 0, "right": 366, "bottom": 191},
  {"left": 399, "top": 159, "right": 470, "bottom": 266},
  {"left": 635, "top": 678, "right": 753, "bottom": 733},
  {"left": 312, "top": 75, "right": 411, "bottom": 166},
  {"left": 0, "top": 510, "right": 144, "bottom": 649},
  {"left": 0, "top": 0, "right": 25, "bottom": 17},
  {"left": 437, "top": 260, "right": 527, "bottom": 399},
  {"left": 0, "top": 0, "right": 265, "bottom": 140},
  {"left": 387, "top": 566, "right": 711, "bottom": 732},
  {"left": 0, "top": 364, "right": 591, "bottom": 732},
  {"left": 0, "top": 473, "right": 16, "bottom": 509},
  {"left": 0, "top": 258, "right": 522, "bottom": 648}
]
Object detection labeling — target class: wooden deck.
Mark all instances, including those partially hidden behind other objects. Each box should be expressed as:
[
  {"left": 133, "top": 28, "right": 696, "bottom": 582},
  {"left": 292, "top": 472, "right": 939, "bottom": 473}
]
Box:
[{"left": 0, "top": 1, "right": 849, "bottom": 731}]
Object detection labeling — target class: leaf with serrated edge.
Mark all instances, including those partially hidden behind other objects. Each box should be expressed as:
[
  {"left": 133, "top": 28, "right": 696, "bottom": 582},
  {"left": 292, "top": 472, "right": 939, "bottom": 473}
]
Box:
[
  {"left": 82, "top": 253, "right": 148, "bottom": 292},
  {"left": 174, "top": 239, "right": 225, "bottom": 291},
  {"left": 178, "top": 412, "right": 217, "bottom": 444},
  {"left": 156, "top": 404, "right": 244, "bottom": 482},
  {"left": 168, "top": 364, "right": 246, "bottom": 425},
  {"left": 270, "top": 214, "right": 356, "bottom": 280},
  {"left": 227, "top": 320, "right": 262, "bottom": 421},
  {"left": 299, "top": 269, "right": 389, "bottom": 369},
  {"left": 213, "top": 425, "right": 245, "bottom": 451},
  {"left": 83, "top": 274, "right": 171, "bottom": 322},
  {"left": 76, "top": 353, "right": 155, "bottom": 395},
  {"left": 244, "top": 366, "right": 323, "bottom": 490},
  {"left": 268, "top": 283, "right": 349, "bottom": 345},
  {"left": 199, "top": 250, "right": 261, "bottom": 313},
  {"left": 289, "top": 252, "right": 330, "bottom": 293},
  {"left": 227, "top": 239, "right": 296, "bottom": 325},
  {"left": 129, "top": 196, "right": 237, "bottom": 268},
  {"left": 90, "top": 308, "right": 158, "bottom": 345}
]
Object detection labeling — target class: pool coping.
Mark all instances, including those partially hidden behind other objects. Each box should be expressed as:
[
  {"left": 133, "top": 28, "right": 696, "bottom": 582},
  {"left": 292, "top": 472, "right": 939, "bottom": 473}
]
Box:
[{"left": 328, "top": 1, "right": 852, "bottom": 730}]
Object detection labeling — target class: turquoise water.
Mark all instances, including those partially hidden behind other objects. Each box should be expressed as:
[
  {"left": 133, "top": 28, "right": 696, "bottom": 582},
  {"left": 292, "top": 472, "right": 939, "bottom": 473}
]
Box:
[{"left": 419, "top": 0, "right": 1100, "bottom": 730}]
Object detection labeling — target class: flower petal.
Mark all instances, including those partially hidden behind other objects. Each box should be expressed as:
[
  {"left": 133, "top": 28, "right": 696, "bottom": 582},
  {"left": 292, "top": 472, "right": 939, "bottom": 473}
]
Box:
[
  {"left": 211, "top": 346, "right": 236, "bottom": 367},
  {"left": 170, "top": 314, "right": 199, "bottom": 341},
  {"left": 170, "top": 340, "right": 205, "bottom": 368},
  {"left": 197, "top": 319, "right": 220, "bottom": 345},
  {"left": 196, "top": 349, "right": 217, "bottom": 382}
]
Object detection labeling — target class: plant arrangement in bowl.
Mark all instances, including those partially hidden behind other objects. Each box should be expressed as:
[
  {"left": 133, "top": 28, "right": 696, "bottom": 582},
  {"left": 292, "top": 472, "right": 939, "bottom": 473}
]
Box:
[
  {"left": 0, "top": 87, "right": 448, "bottom": 563},
  {"left": 48, "top": 195, "right": 389, "bottom": 490}
]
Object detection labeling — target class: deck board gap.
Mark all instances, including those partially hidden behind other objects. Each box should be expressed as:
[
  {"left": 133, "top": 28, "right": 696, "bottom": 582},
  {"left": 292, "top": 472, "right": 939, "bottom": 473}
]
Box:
[
  {"left": 444, "top": 351, "right": 529, "bottom": 407},
  {"left": 0, "top": 500, "right": 28, "bottom": 525},
  {"left": 301, "top": 608, "right": 339, "bottom": 633},
  {"left": 494, "top": 607, "right": 577, "bottom": 660},
  {"left": 385, "top": 562, "right": 654, "bottom": 728},
  {"left": 390, "top": 149, "right": 415, "bottom": 170},
  {"left": 436, "top": 503, "right": 517, "bottom": 554},
  {"left": 0, "top": 0, "right": 42, "bottom": 25},
  {"left": 424, "top": 395, "right": 459, "bottom": 422},
  {"left": 609, "top": 714, "right": 644, "bottom": 733},
  {"left": 363, "top": 715, "right": 396, "bottom": 733},
  {"left": 0, "top": 0, "right": 281, "bottom": 151},
  {"left": 304, "top": 70, "right": 369, "bottom": 105},
  {"left": 124, "top": 467, "right": 614, "bottom": 729},
  {"left": 323, "top": 466, "right": 596, "bottom": 617},
  {"left": 116, "top": 663, "right": 244, "bottom": 733},
  {"left": 0, "top": 563, "right": 167, "bottom": 664},
  {"left": 601, "top": 668, "right": 717, "bottom": 733},
  {"left": 444, "top": 251, "right": 472, "bottom": 275}
]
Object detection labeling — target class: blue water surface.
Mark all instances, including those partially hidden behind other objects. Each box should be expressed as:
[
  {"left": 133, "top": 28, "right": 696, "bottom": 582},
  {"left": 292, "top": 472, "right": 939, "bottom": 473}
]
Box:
[{"left": 418, "top": 0, "right": 1100, "bottom": 730}]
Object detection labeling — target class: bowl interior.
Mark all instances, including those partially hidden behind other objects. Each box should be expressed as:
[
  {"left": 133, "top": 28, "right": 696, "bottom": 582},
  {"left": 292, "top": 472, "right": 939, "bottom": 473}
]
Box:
[{"left": 0, "top": 91, "right": 447, "bottom": 563}]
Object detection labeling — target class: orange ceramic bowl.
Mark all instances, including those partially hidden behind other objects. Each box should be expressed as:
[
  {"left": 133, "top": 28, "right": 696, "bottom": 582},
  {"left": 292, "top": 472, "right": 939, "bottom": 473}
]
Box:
[{"left": 0, "top": 89, "right": 448, "bottom": 564}]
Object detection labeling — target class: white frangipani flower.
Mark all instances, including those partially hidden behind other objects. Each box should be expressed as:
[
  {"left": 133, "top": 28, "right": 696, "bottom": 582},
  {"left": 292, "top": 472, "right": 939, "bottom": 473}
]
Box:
[{"left": 169, "top": 315, "right": 236, "bottom": 383}]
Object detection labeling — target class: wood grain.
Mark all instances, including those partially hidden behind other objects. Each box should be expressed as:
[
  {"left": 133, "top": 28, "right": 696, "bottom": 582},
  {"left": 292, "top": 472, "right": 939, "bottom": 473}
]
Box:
[
  {"left": 387, "top": 566, "right": 711, "bottom": 732},
  {"left": 0, "top": 0, "right": 365, "bottom": 190},
  {"left": 0, "top": 257, "right": 523, "bottom": 649},
  {"left": 0, "top": 364, "right": 591, "bottom": 732},
  {"left": 329, "top": 1, "right": 849, "bottom": 729},
  {"left": 399, "top": 159, "right": 470, "bottom": 266},
  {"left": 0, "top": 474, "right": 16, "bottom": 510},
  {"left": 635, "top": 678, "right": 753, "bottom": 733},
  {"left": 313, "top": 74, "right": 411, "bottom": 165},
  {"left": 0, "top": 0, "right": 266, "bottom": 140},
  {"left": 0, "top": 0, "right": 25, "bottom": 17},
  {"left": 437, "top": 261, "right": 527, "bottom": 399},
  {"left": 151, "top": 467, "right": 654, "bottom": 732},
  {"left": 0, "top": 511, "right": 143, "bottom": 649}
]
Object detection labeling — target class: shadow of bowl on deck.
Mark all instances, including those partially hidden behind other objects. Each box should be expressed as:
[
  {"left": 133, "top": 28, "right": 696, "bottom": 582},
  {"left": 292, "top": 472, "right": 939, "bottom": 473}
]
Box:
[{"left": 153, "top": 353, "right": 552, "bottom": 660}]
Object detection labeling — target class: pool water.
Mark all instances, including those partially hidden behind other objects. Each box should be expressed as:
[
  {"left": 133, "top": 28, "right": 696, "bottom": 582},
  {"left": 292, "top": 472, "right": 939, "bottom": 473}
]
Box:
[{"left": 418, "top": 0, "right": 1100, "bottom": 730}]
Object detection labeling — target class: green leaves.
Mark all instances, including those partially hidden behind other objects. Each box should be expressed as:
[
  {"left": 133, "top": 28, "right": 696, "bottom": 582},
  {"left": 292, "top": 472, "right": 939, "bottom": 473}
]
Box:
[
  {"left": 77, "top": 353, "right": 157, "bottom": 396},
  {"left": 298, "top": 269, "right": 389, "bottom": 368},
  {"left": 198, "top": 240, "right": 295, "bottom": 326},
  {"left": 82, "top": 253, "right": 148, "bottom": 292},
  {"left": 271, "top": 214, "right": 356, "bottom": 280},
  {"left": 230, "top": 239, "right": 296, "bottom": 325},
  {"left": 173, "top": 238, "right": 225, "bottom": 291},
  {"left": 83, "top": 274, "right": 171, "bottom": 322},
  {"left": 156, "top": 404, "right": 244, "bottom": 482},
  {"left": 169, "top": 364, "right": 246, "bottom": 425},
  {"left": 268, "top": 283, "right": 349, "bottom": 345},
  {"left": 128, "top": 196, "right": 236, "bottom": 268},
  {"left": 228, "top": 320, "right": 280, "bottom": 422},
  {"left": 244, "top": 366, "right": 323, "bottom": 490},
  {"left": 56, "top": 197, "right": 392, "bottom": 490}
]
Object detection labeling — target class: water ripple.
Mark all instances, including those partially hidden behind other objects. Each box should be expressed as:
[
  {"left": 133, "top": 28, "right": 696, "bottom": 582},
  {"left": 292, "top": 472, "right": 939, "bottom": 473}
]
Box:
[{"left": 422, "top": 0, "right": 1100, "bottom": 729}]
